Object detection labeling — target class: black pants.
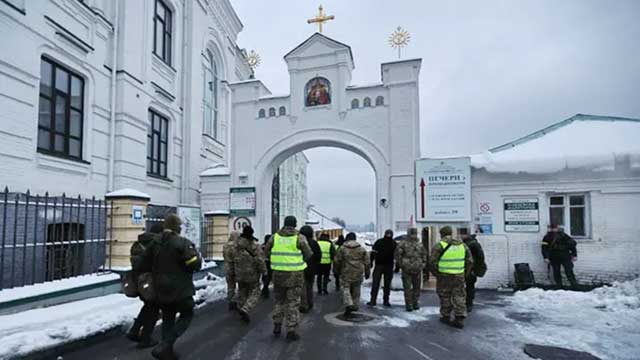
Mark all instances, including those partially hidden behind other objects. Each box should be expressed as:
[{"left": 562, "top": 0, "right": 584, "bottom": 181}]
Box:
[
  {"left": 262, "top": 262, "right": 272, "bottom": 293},
  {"left": 551, "top": 259, "right": 577, "bottom": 288},
  {"left": 370, "top": 264, "right": 394, "bottom": 304},
  {"left": 465, "top": 274, "right": 477, "bottom": 307},
  {"left": 130, "top": 300, "right": 160, "bottom": 341},
  {"left": 317, "top": 264, "right": 331, "bottom": 292},
  {"left": 159, "top": 297, "right": 195, "bottom": 346}
]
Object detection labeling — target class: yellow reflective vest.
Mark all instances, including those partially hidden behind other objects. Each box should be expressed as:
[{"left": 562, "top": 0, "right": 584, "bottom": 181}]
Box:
[
  {"left": 438, "top": 241, "right": 466, "bottom": 275},
  {"left": 318, "top": 240, "right": 332, "bottom": 264},
  {"left": 270, "top": 233, "right": 307, "bottom": 272}
]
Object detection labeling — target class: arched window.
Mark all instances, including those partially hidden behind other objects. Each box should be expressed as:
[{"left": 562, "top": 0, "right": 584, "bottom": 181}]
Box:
[
  {"left": 202, "top": 50, "right": 219, "bottom": 138},
  {"left": 279, "top": 106, "right": 286, "bottom": 116},
  {"left": 268, "top": 107, "right": 276, "bottom": 117},
  {"left": 375, "top": 96, "right": 384, "bottom": 106},
  {"left": 363, "top": 97, "right": 371, "bottom": 107},
  {"left": 351, "top": 98, "right": 359, "bottom": 109},
  {"left": 258, "top": 109, "right": 266, "bottom": 118},
  {"left": 304, "top": 77, "right": 331, "bottom": 106}
]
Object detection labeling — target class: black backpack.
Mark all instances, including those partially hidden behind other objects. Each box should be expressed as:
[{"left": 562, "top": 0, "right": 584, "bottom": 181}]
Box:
[{"left": 513, "top": 263, "right": 535, "bottom": 290}]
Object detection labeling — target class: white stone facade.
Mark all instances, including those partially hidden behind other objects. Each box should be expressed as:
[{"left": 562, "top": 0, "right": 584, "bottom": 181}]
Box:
[
  {"left": 278, "top": 152, "right": 309, "bottom": 226},
  {"left": 0, "top": 0, "right": 251, "bottom": 207}
]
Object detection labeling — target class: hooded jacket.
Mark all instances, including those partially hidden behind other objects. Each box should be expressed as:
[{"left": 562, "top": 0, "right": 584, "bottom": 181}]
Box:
[
  {"left": 395, "top": 234, "right": 427, "bottom": 274},
  {"left": 334, "top": 240, "right": 371, "bottom": 283},
  {"left": 233, "top": 234, "right": 267, "bottom": 283},
  {"left": 429, "top": 235, "right": 473, "bottom": 277}
]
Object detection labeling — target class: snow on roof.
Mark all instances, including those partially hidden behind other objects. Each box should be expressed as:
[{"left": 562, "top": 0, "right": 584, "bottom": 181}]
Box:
[
  {"left": 305, "top": 208, "right": 344, "bottom": 232},
  {"left": 105, "top": 188, "right": 150, "bottom": 199},
  {"left": 200, "top": 165, "right": 231, "bottom": 176},
  {"left": 471, "top": 114, "right": 640, "bottom": 174}
]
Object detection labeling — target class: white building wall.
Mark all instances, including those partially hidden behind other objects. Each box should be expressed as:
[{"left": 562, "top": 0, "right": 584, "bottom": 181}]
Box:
[
  {"left": 0, "top": 0, "right": 250, "bottom": 206},
  {"left": 471, "top": 169, "right": 640, "bottom": 288},
  {"left": 279, "top": 152, "right": 308, "bottom": 225}
]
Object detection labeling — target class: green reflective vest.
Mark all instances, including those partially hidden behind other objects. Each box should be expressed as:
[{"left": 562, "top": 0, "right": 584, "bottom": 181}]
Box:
[
  {"left": 438, "top": 241, "right": 466, "bottom": 274},
  {"left": 270, "top": 233, "right": 307, "bottom": 272},
  {"left": 318, "top": 240, "right": 332, "bottom": 264}
]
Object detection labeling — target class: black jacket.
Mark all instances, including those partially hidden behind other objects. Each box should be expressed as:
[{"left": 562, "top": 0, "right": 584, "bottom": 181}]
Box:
[
  {"left": 541, "top": 231, "right": 577, "bottom": 261},
  {"left": 371, "top": 237, "right": 396, "bottom": 266},
  {"left": 147, "top": 230, "right": 201, "bottom": 304},
  {"left": 464, "top": 237, "right": 486, "bottom": 275},
  {"left": 131, "top": 232, "right": 158, "bottom": 274},
  {"left": 304, "top": 239, "right": 322, "bottom": 281}
]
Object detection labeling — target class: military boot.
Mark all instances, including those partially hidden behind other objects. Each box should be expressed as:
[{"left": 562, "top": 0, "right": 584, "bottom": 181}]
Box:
[
  {"left": 151, "top": 342, "right": 177, "bottom": 360},
  {"left": 439, "top": 316, "right": 451, "bottom": 325},
  {"left": 273, "top": 323, "right": 282, "bottom": 336},
  {"left": 286, "top": 331, "right": 300, "bottom": 341},
  {"left": 451, "top": 316, "right": 465, "bottom": 329},
  {"left": 238, "top": 309, "right": 250, "bottom": 323}
]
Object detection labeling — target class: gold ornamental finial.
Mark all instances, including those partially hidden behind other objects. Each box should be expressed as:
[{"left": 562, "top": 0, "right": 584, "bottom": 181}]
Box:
[
  {"left": 307, "top": 5, "right": 335, "bottom": 33},
  {"left": 388, "top": 26, "right": 411, "bottom": 59},
  {"left": 246, "top": 50, "right": 261, "bottom": 71}
]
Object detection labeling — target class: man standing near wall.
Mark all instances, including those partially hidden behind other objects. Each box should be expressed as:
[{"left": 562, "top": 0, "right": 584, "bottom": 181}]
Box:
[
  {"left": 430, "top": 226, "right": 473, "bottom": 329},
  {"left": 264, "top": 216, "right": 313, "bottom": 341},
  {"left": 541, "top": 224, "right": 578, "bottom": 289},
  {"left": 367, "top": 229, "right": 396, "bottom": 307},
  {"left": 463, "top": 233, "right": 486, "bottom": 312}
]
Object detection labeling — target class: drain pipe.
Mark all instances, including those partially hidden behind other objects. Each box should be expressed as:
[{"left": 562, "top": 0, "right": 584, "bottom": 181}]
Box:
[{"left": 107, "top": 1, "right": 120, "bottom": 192}]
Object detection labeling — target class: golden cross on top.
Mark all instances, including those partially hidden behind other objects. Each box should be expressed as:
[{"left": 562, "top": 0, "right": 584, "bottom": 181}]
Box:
[{"left": 307, "top": 5, "right": 334, "bottom": 33}]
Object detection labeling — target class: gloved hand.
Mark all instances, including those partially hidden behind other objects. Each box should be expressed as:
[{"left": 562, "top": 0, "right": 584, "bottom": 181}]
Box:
[{"left": 544, "top": 258, "right": 550, "bottom": 264}]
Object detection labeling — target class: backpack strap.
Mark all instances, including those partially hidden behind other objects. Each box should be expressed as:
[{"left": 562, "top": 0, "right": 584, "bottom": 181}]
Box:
[{"left": 437, "top": 243, "right": 453, "bottom": 262}]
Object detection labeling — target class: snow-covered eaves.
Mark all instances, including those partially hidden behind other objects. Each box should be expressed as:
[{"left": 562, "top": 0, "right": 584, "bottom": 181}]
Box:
[
  {"left": 471, "top": 114, "right": 640, "bottom": 174},
  {"left": 204, "top": 210, "right": 230, "bottom": 215},
  {"left": 105, "top": 188, "right": 150, "bottom": 200}
]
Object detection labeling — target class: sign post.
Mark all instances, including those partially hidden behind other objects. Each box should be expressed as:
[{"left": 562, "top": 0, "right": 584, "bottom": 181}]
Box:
[
  {"left": 504, "top": 198, "right": 539, "bottom": 232},
  {"left": 415, "top": 157, "right": 471, "bottom": 222}
]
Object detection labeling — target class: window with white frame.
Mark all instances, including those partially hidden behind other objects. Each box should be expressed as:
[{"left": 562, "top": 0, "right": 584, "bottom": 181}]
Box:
[
  {"left": 548, "top": 194, "right": 589, "bottom": 237},
  {"left": 202, "top": 50, "right": 219, "bottom": 139}
]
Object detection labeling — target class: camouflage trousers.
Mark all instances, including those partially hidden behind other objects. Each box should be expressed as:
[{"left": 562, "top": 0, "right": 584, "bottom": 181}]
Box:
[
  {"left": 225, "top": 274, "right": 236, "bottom": 303},
  {"left": 342, "top": 280, "right": 362, "bottom": 310},
  {"left": 436, "top": 274, "right": 467, "bottom": 318},
  {"left": 272, "top": 271, "right": 304, "bottom": 332},
  {"left": 234, "top": 281, "right": 261, "bottom": 313},
  {"left": 402, "top": 272, "right": 422, "bottom": 309}
]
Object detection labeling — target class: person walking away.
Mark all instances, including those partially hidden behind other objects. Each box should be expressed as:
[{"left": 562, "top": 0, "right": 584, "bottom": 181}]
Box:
[
  {"left": 367, "top": 229, "right": 396, "bottom": 307},
  {"left": 395, "top": 228, "right": 427, "bottom": 312},
  {"left": 300, "top": 226, "right": 321, "bottom": 313},
  {"left": 463, "top": 233, "right": 486, "bottom": 312},
  {"left": 334, "top": 232, "right": 370, "bottom": 316},
  {"left": 430, "top": 226, "right": 473, "bottom": 329},
  {"left": 146, "top": 214, "right": 202, "bottom": 359},
  {"left": 232, "top": 226, "right": 266, "bottom": 323},
  {"left": 316, "top": 233, "right": 335, "bottom": 295},
  {"left": 333, "top": 234, "right": 345, "bottom": 291},
  {"left": 126, "top": 223, "right": 163, "bottom": 348},
  {"left": 541, "top": 224, "right": 578, "bottom": 289},
  {"left": 264, "top": 216, "right": 313, "bottom": 341},
  {"left": 223, "top": 231, "right": 240, "bottom": 310},
  {"left": 261, "top": 234, "right": 273, "bottom": 298}
]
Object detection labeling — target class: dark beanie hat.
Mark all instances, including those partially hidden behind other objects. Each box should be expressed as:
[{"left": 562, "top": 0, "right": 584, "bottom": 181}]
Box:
[
  {"left": 164, "top": 213, "right": 182, "bottom": 233},
  {"left": 346, "top": 232, "right": 356, "bottom": 241},
  {"left": 149, "top": 222, "right": 164, "bottom": 234},
  {"left": 299, "top": 225, "right": 314, "bottom": 240},
  {"left": 320, "top": 233, "right": 330, "bottom": 240},
  {"left": 440, "top": 226, "right": 452, "bottom": 237},
  {"left": 284, "top": 216, "right": 297, "bottom": 227},
  {"left": 242, "top": 225, "right": 254, "bottom": 238}
]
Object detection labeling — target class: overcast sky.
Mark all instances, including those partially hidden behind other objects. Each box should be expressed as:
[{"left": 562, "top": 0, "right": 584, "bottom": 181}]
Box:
[{"left": 231, "top": 0, "right": 640, "bottom": 225}]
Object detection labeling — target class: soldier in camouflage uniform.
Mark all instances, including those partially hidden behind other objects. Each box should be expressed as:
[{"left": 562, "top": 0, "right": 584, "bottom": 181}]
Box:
[
  {"left": 429, "top": 226, "right": 473, "bottom": 329},
  {"left": 334, "top": 232, "right": 370, "bottom": 316},
  {"left": 223, "top": 231, "right": 239, "bottom": 310},
  {"left": 264, "top": 216, "right": 313, "bottom": 341},
  {"left": 395, "top": 227, "right": 427, "bottom": 312},
  {"left": 232, "top": 226, "right": 266, "bottom": 323}
]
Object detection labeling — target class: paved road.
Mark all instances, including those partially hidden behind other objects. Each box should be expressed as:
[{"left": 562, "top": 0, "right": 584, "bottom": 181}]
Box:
[{"left": 60, "top": 289, "right": 523, "bottom": 360}]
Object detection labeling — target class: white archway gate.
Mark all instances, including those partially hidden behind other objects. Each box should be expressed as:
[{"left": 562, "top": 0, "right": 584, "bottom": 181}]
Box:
[{"left": 201, "top": 33, "right": 421, "bottom": 236}]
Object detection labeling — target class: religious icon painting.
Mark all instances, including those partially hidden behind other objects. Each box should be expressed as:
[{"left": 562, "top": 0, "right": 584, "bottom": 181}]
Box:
[{"left": 305, "top": 77, "right": 331, "bottom": 107}]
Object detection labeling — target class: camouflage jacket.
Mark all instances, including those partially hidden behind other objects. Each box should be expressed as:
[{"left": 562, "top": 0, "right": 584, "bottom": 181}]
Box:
[
  {"left": 232, "top": 235, "right": 267, "bottom": 283},
  {"left": 264, "top": 226, "right": 313, "bottom": 287},
  {"left": 334, "top": 240, "right": 371, "bottom": 282},
  {"left": 394, "top": 235, "right": 427, "bottom": 274},
  {"left": 223, "top": 232, "right": 239, "bottom": 278},
  {"left": 429, "top": 235, "right": 473, "bottom": 277}
]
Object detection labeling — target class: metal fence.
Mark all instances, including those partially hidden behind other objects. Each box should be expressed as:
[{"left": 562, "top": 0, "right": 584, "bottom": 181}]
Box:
[{"left": 0, "top": 187, "right": 112, "bottom": 290}]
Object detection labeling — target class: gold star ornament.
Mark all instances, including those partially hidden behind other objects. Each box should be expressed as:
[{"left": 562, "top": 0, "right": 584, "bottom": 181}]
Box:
[
  {"left": 246, "top": 50, "right": 261, "bottom": 70},
  {"left": 388, "top": 26, "right": 411, "bottom": 59}
]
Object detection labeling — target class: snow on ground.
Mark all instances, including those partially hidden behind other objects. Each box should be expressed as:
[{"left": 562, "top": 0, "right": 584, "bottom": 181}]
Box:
[
  {"left": 0, "top": 272, "right": 120, "bottom": 303},
  {"left": 477, "top": 278, "right": 640, "bottom": 360},
  {"left": 358, "top": 282, "right": 439, "bottom": 328},
  {"left": 0, "top": 273, "right": 226, "bottom": 359}
]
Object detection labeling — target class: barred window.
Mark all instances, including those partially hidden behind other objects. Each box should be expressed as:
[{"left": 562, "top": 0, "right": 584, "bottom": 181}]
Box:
[
  {"left": 153, "top": 0, "right": 172, "bottom": 65},
  {"left": 147, "top": 110, "right": 169, "bottom": 178},
  {"left": 38, "top": 57, "right": 84, "bottom": 160}
]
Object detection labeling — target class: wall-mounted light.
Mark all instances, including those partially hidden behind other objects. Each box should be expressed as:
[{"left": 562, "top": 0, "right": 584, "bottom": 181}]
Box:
[
  {"left": 380, "top": 198, "right": 389, "bottom": 208},
  {"left": 238, "top": 172, "right": 248, "bottom": 184}
]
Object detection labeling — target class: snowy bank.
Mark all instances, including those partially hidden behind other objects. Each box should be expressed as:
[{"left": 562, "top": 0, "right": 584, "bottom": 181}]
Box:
[
  {"left": 0, "top": 273, "right": 226, "bottom": 359},
  {"left": 0, "top": 273, "right": 120, "bottom": 304}
]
